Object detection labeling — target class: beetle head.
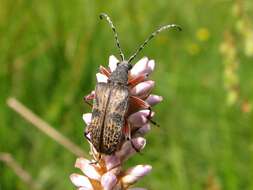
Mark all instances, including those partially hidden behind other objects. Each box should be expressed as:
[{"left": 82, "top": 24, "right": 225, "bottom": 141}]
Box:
[
  {"left": 117, "top": 60, "right": 132, "bottom": 70},
  {"left": 109, "top": 60, "right": 131, "bottom": 85}
]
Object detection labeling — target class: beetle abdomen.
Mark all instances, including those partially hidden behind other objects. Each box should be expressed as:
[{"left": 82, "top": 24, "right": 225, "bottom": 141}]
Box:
[
  {"left": 88, "top": 83, "right": 111, "bottom": 153},
  {"left": 89, "top": 82, "right": 129, "bottom": 155},
  {"left": 102, "top": 85, "right": 129, "bottom": 154},
  {"left": 101, "top": 113, "right": 123, "bottom": 154}
]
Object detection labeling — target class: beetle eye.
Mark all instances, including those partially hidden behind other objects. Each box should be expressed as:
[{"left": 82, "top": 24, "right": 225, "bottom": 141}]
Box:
[
  {"left": 117, "top": 62, "right": 120, "bottom": 66},
  {"left": 128, "top": 64, "right": 132, "bottom": 70}
]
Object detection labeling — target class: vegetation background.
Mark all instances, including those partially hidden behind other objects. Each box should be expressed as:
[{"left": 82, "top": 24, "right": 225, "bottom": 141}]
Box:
[{"left": 1, "top": 0, "right": 253, "bottom": 189}]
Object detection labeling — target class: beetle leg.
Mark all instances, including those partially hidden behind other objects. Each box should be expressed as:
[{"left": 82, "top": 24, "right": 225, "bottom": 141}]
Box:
[
  {"left": 123, "top": 120, "right": 131, "bottom": 140},
  {"left": 84, "top": 131, "right": 99, "bottom": 164},
  {"left": 123, "top": 121, "right": 141, "bottom": 153},
  {"left": 84, "top": 92, "right": 95, "bottom": 107},
  {"left": 89, "top": 153, "right": 102, "bottom": 165},
  {"left": 128, "top": 74, "right": 147, "bottom": 87},
  {"left": 147, "top": 107, "right": 159, "bottom": 126},
  {"left": 130, "top": 96, "right": 159, "bottom": 126},
  {"left": 84, "top": 130, "right": 91, "bottom": 142},
  {"left": 99, "top": 65, "right": 111, "bottom": 77}
]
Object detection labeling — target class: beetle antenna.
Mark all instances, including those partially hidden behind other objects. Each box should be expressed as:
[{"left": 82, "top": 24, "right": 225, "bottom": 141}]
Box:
[
  {"left": 100, "top": 13, "right": 125, "bottom": 61},
  {"left": 128, "top": 24, "right": 182, "bottom": 63}
]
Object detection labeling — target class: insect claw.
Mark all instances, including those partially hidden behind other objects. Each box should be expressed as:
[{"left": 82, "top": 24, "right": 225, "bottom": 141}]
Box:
[
  {"left": 147, "top": 107, "right": 160, "bottom": 127},
  {"left": 84, "top": 94, "right": 94, "bottom": 108},
  {"left": 149, "top": 119, "right": 160, "bottom": 127}
]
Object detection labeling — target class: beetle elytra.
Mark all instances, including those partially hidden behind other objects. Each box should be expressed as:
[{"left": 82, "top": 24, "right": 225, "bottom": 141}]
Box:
[{"left": 84, "top": 13, "right": 181, "bottom": 158}]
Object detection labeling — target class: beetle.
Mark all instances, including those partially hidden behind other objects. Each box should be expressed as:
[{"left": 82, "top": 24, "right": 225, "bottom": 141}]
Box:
[{"left": 84, "top": 13, "right": 181, "bottom": 158}]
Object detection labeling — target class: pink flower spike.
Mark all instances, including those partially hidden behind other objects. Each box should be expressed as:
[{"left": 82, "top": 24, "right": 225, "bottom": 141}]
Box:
[
  {"left": 121, "top": 165, "right": 152, "bottom": 185},
  {"left": 74, "top": 55, "right": 162, "bottom": 190},
  {"left": 101, "top": 172, "right": 117, "bottom": 190},
  {"left": 130, "top": 57, "right": 149, "bottom": 77},
  {"left": 96, "top": 73, "right": 108, "bottom": 83},
  {"left": 146, "top": 95, "right": 163, "bottom": 106},
  {"left": 70, "top": 174, "right": 93, "bottom": 189},
  {"left": 75, "top": 158, "right": 101, "bottom": 180},
  {"left": 82, "top": 113, "right": 92, "bottom": 125},
  {"left": 130, "top": 80, "right": 154, "bottom": 97},
  {"left": 109, "top": 55, "right": 119, "bottom": 72}
]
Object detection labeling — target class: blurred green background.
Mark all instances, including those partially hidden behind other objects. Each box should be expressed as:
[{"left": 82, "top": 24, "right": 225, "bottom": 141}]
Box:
[{"left": 1, "top": 0, "right": 253, "bottom": 189}]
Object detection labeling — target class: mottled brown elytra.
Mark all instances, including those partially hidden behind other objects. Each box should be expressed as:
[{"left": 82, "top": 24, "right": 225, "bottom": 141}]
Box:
[{"left": 84, "top": 13, "right": 181, "bottom": 160}]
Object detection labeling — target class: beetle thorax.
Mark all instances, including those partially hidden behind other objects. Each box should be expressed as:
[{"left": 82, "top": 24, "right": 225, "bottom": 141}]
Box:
[{"left": 108, "top": 61, "right": 132, "bottom": 85}]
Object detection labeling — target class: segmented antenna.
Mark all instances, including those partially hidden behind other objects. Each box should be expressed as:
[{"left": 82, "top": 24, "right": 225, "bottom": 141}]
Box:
[
  {"left": 100, "top": 13, "right": 125, "bottom": 61},
  {"left": 128, "top": 24, "right": 182, "bottom": 63}
]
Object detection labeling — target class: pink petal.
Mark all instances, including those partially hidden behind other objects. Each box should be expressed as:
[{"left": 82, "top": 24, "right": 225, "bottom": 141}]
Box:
[
  {"left": 104, "top": 155, "right": 121, "bottom": 171},
  {"left": 130, "top": 58, "right": 155, "bottom": 77},
  {"left": 82, "top": 113, "right": 92, "bottom": 125},
  {"left": 121, "top": 165, "right": 152, "bottom": 185},
  {"left": 70, "top": 174, "right": 93, "bottom": 189},
  {"left": 101, "top": 172, "right": 117, "bottom": 190},
  {"left": 131, "top": 137, "right": 146, "bottom": 150},
  {"left": 75, "top": 158, "right": 101, "bottom": 180},
  {"left": 109, "top": 55, "right": 119, "bottom": 72},
  {"left": 125, "top": 165, "right": 152, "bottom": 176},
  {"left": 130, "top": 57, "right": 149, "bottom": 77},
  {"left": 146, "top": 95, "right": 163, "bottom": 106},
  {"left": 84, "top": 90, "right": 95, "bottom": 99},
  {"left": 116, "top": 141, "right": 134, "bottom": 160},
  {"left": 116, "top": 137, "right": 146, "bottom": 162},
  {"left": 111, "top": 183, "right": 123, "bottom": 190},
  {"left": 128, "top": 110, "right": 153, "bottom": 126},
  {"left": 96, "top": 73, "right": 108, "bottom": 83},
  {"left": 147, "top": 59, "right": 155, "bottom": 73},
  {"left": 136, "top": 124, "right": 151, "bottom": 135},
  {"left": 130, "top": 80, "right": 154, "bottom": 97},
  {"left": 107, "top": 166, "right": 122, "bottom": 176},
  {"left": 78, "top": 188, "right": 94, "bottom": 190}
]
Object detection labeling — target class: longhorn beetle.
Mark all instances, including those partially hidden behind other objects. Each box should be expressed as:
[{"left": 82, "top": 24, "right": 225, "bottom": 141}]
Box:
[{"left": 84, "top": 13, "right": 181, "bottom": 159}]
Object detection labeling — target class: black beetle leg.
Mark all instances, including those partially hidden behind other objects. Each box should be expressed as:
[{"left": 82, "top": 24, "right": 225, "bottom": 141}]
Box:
[{"left": 84, "top": 93, "right": 95, "bottom": 107}]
